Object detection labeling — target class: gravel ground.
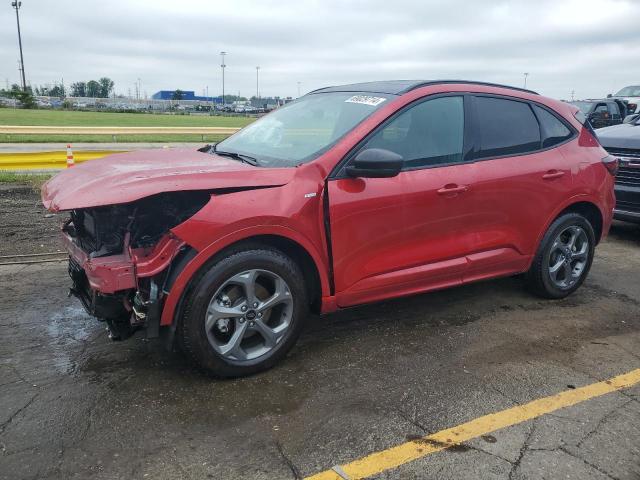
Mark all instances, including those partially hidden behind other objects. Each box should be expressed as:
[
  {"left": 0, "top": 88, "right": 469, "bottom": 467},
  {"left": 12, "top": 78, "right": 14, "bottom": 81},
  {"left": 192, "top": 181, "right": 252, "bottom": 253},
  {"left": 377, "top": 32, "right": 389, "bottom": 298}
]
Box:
[
  {"left": 0, "top": 185, "right": 639, "bottom": 480},
  {"left": 0, "top": 184, "right": 63, "bottom": 256}
]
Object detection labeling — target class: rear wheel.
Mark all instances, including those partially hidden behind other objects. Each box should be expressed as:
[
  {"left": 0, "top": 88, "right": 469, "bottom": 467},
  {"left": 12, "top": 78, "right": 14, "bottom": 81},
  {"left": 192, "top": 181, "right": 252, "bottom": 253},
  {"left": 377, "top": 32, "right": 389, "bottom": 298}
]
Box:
[
  {"left": 180, "top": 248, "right": 308, "bottom": 377},
  {"left": 526, "top": 213, "right": 595, "bottom": 299}
]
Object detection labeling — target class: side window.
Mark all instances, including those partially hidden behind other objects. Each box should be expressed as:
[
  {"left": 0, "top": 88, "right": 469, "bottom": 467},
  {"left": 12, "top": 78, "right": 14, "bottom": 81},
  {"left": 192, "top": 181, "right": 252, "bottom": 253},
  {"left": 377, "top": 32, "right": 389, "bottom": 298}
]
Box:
[
  {"left": 532, "top": 105, "right": 574, "bottom": 148},
  {"left": 607, "top": 102, "right": 620, "bottom": 117},
  {"left": 594, "top": 104, "right": 608, "bottom": 114},
  {"left": 475, "top": 97, "right": 541, "bottom": 158},
  {"left": 364, "top": 96, "right": 464, "bottom": 168}
]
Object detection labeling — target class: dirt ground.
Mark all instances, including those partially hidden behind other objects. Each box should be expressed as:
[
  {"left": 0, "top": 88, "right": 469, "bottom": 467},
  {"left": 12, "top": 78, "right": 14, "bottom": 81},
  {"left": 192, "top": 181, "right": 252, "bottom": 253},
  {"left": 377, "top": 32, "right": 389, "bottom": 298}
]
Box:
[
  {"left": 0, "top": 184, "right": 63, "bottom": 256},
  {"left": 1, "top": 184, "right": 639, "bottom": 480}
]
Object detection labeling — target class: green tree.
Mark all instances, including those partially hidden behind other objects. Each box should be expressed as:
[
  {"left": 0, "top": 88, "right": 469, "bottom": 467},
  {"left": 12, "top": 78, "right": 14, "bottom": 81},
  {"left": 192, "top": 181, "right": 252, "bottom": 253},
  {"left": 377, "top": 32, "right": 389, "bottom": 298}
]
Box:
[
  {"left": 12, "top": 89, "right": 36, "bottom": 108},
  {"left": 86, "top": 80, "right": 101, "bottom": 97},
  {"left": 98, "top": 77, "right": 114, "bottom": 98},
  {"left": 49, "top": 85, "right": 65, "bottom": 97},
  {"left": 70, "top": 81, "right": 86, "bottom": 97},
  {"left": 172, "top": 89, "right": 184, "bottom": 100}
]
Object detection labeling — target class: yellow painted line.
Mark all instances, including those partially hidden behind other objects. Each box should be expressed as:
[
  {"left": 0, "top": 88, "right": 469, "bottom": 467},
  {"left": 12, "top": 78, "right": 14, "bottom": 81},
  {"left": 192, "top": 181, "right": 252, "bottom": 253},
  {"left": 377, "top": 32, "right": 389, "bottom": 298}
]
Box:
[
  {"left": 305, "top": 368, "right": 640, "bottom": 480},
  {"left": 0, "top": 150, "right": 124, "bottom": 170}
]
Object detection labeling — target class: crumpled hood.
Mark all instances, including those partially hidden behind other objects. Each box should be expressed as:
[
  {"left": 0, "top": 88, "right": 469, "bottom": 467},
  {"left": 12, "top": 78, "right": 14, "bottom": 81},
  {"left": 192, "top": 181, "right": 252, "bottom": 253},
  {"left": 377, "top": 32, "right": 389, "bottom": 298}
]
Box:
[
  {"left": 42, "top": 148, "right": 296, "bottom": 211},
  {"left": 596, "top": 123, "right": 640, "bottom": 150}
]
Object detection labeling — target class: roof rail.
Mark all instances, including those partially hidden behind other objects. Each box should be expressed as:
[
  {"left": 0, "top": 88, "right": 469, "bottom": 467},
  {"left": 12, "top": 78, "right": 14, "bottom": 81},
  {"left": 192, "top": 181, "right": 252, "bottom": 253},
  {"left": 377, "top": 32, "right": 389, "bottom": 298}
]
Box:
[{"left": 404, "top": 80, "right": 538, "bottom": 95}]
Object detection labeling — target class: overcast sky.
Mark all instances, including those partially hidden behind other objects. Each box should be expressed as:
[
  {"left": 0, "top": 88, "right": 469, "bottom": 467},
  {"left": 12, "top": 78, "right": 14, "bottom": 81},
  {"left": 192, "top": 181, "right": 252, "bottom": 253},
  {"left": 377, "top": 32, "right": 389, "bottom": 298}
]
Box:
[{"left": 1, "top": 0, "right": 639, "bottom": 100}]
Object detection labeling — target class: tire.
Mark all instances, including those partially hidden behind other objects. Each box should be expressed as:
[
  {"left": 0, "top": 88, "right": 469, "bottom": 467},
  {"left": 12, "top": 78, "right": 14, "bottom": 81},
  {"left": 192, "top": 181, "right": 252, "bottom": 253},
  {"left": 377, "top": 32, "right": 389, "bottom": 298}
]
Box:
[
  {"left": 179, "top": 247, "right": 308, "bottom": 378},
  {"left": 526, "top": 213, "right": 596, "bottom": 299}
]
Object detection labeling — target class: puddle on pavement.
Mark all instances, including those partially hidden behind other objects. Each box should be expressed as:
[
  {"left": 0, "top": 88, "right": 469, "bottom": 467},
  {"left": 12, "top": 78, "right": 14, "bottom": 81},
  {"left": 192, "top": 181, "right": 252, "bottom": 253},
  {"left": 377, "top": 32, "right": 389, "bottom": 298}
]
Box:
[{"left": 45, "top": 305, "right": 94, "bottom": 374}]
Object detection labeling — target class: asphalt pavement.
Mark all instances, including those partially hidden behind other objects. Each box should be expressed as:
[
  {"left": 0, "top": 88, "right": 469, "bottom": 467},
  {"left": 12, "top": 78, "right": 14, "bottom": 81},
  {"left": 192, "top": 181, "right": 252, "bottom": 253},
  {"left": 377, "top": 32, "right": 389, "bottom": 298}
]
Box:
[{"left": 1, "top": 222, "right": 639, "bottom": 479}]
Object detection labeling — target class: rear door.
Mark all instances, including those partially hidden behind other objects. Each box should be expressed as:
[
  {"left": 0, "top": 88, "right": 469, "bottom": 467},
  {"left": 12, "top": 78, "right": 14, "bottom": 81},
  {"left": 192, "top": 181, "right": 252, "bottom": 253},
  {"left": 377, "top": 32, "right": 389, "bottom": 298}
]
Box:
[
  {"left": 463, "top": 96, "right": 575, "bottom": 282},
  {"left": 328, "top": 95, "right": 474, "bottom": 307}
]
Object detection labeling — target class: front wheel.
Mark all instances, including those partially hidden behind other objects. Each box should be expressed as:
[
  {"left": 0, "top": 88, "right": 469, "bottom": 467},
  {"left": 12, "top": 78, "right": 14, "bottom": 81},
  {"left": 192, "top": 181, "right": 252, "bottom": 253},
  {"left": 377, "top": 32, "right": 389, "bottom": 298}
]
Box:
[
  {"left": 179, "top": 247, "right": 308, "bottom": 377},
  {"left": 526, "top": 213, "right": 596, "bottom": 299}
]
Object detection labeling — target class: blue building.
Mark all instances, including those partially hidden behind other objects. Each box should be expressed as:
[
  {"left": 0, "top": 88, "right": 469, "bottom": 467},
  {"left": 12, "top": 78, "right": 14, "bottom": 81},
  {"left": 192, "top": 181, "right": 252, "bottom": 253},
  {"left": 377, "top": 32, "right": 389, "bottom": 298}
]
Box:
[{"left": 151, "top": 90, "right": 221, "bottom": 102}]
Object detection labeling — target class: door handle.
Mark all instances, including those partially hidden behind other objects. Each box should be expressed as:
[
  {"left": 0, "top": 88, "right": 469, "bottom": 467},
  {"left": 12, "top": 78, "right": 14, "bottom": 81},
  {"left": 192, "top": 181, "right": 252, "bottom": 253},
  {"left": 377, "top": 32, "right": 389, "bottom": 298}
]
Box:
[
  {"left": 542, "top": 170, "right": 565, "bottom": 180},
  {"left": 437, "top": 184, "right": 469, "bottom": 195}
]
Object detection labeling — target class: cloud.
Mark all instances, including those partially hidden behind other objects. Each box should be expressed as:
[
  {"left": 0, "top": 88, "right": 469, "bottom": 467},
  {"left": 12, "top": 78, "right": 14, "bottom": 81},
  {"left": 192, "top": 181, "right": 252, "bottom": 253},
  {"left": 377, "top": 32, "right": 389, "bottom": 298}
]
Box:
[{"left": 0, "top": 0, "right": 638, "bottom": 99}]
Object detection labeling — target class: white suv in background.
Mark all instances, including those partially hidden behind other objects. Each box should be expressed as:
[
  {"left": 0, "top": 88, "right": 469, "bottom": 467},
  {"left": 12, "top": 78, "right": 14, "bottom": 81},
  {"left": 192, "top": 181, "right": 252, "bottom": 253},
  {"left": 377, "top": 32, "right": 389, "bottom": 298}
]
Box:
[{"left": 611, "top": 85, "right": 640, "bottom": 116}]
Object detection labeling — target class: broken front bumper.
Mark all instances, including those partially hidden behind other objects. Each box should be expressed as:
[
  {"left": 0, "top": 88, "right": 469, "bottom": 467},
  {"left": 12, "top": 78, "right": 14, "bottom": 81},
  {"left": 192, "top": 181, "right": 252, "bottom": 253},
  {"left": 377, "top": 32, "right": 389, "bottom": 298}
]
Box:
[
  {"left": 61, "top": 230, "right": 185, "bottom": 294},
  {"left": 63, "top": 230, "right": 186, "bottom": 339}
]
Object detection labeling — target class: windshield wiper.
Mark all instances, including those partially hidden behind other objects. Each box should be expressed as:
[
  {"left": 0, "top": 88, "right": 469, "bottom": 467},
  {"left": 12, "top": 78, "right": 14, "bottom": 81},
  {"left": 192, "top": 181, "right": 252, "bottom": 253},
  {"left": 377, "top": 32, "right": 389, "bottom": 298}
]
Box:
[{"left": 213, "top": 146, "right": 259, "bottom": 166}]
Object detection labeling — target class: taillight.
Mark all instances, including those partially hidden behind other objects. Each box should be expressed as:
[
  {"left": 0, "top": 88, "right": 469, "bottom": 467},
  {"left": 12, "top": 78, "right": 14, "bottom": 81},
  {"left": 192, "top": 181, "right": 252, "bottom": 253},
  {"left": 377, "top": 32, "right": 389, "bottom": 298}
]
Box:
[{"left": 602, "top": 155, "right": 619, "bottom": 176}]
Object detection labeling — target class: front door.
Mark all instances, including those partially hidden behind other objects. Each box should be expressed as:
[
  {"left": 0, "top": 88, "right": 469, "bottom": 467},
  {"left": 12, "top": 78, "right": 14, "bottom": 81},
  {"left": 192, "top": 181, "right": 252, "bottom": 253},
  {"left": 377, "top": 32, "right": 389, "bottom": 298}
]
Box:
[{"left": 328, "top": 95, "right": 473, "bottom": 307}]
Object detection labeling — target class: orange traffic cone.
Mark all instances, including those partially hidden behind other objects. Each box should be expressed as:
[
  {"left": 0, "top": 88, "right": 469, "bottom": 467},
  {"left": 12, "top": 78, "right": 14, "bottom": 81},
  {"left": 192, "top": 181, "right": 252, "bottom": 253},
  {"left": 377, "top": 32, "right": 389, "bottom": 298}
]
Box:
[{"left": 66, "top": 144, "right": 75, "bottom": 168}]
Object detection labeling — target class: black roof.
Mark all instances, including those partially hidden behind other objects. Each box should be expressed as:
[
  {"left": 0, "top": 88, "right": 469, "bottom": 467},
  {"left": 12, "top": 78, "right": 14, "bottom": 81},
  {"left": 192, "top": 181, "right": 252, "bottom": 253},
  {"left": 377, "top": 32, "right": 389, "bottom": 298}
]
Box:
[{"left": 309, "top": 80, "right": 538, "bottom": 96}]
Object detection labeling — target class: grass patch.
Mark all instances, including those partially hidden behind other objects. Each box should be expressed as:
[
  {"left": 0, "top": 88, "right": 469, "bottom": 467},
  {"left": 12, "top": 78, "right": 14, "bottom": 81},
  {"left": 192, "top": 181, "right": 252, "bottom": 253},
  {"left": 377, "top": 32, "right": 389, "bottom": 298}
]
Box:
[
  {"left": 0, "top": 134, "right": 231, "bottom": 144},
  {"left": 0, "top": 172, "right": 53, "bottom": 189},
  {"left": 0, "top": 109, "right": 255, "bottom": 128}
]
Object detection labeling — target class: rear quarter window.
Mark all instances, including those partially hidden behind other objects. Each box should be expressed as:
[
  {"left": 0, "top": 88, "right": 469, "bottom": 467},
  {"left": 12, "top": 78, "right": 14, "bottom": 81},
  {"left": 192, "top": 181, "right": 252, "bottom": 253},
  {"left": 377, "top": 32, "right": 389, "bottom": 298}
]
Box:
[
  {"left": 475, "top": 96, "right": 541, "bottom": 158},
  {"left": 532, "top": 105, "right": 574, "bottom": 148}
]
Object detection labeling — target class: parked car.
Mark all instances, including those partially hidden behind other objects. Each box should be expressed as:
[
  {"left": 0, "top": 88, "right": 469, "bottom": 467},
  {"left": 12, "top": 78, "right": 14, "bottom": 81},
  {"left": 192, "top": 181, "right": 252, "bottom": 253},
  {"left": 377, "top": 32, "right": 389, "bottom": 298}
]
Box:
[
  {"left": 596, "top": 115, "right": 640, "bottom": 223},
  {"left": 42, "top": 80, "right": 616, "bottom": 377},
  {"left": 610, "top": 85, "right": 640, "bottom": 115},
  {"left": 568, "top": 99, "right": 626, "bottom": 129}
]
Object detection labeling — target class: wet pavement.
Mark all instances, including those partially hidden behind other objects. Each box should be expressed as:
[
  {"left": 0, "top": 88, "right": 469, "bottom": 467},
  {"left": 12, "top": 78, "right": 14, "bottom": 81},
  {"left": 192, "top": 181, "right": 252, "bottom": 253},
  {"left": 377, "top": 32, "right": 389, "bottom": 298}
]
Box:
[{"left": 1, "top": 221, "right": 639, "bottom": 479}]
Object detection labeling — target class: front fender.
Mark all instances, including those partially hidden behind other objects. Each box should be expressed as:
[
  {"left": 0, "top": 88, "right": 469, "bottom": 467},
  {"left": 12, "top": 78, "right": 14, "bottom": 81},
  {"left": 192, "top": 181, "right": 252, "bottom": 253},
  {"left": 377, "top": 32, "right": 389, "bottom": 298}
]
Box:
[{"left": 160, "top": 225, "right": 331, "bottom": 326}]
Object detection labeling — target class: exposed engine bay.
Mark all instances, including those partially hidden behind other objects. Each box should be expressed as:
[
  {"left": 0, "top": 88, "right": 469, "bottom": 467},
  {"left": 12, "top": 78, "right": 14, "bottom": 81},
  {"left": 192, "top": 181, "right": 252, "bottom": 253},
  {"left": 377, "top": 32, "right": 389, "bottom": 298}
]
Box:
[
  {"left": 64, "top": 191, "right": 210, "bottom": 341},
  {"left": 67, "top": 191, "right": 211, "bottom": 258}
]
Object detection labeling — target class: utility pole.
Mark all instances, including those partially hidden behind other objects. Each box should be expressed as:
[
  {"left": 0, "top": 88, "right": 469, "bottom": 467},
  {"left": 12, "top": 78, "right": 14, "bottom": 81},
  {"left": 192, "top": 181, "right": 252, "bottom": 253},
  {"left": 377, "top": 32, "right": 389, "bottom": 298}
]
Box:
[
  {"left": 523, "top": 72, "right": 529, "bottom": 89},
  {"left": 220, "top": 51, "right": 227, "bottom": 106},
  {"left": 256, "top": 66, "right": 260, "bottom": 99},
  {"left": 11, "top": 1, "right": 27, "bottom": 91}
]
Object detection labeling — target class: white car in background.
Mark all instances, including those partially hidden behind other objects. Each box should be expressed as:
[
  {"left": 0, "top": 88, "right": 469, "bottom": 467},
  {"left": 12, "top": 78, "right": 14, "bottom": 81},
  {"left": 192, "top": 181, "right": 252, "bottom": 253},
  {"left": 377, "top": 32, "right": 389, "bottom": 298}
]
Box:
[{"left": 611, "top": 85, "right": 640, "bottom": 116}]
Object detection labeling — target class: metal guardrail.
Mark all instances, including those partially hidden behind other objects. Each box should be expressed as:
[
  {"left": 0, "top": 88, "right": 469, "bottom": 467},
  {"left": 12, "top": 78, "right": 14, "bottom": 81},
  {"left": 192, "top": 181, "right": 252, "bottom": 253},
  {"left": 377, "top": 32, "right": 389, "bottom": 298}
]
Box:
[
  {"left": 0, "top": 150, "right": 123, "bottom": 170},
  {"left": 0, "top": 126, "right": 241, "bottom": 135}
]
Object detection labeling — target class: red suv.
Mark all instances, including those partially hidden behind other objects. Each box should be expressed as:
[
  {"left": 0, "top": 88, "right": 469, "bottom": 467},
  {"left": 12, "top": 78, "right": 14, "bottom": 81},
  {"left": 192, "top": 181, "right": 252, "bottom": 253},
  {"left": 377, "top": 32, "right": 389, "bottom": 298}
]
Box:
[{"left": 42, "top": 80, "right": 616, "bottom": 377}]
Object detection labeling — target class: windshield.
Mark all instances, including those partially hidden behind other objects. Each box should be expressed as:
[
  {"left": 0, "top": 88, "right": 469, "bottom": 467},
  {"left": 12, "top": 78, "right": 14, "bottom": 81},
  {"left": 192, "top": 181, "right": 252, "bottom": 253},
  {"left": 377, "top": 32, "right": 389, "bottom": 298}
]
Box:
[
  {"left": 614, "top": 86, "right": 640, "bottom": 97},
  {"left": 214, "top": 92, "right": 394, "bottom": 167},
  {"left": 570, "top": 101, "right": 594, "bottom": 114}
]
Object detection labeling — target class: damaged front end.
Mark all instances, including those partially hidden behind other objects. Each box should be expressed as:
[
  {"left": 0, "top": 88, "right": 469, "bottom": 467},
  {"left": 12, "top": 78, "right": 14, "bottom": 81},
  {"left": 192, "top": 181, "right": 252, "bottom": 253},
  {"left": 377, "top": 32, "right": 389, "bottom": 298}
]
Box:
[{"left": 63, "top": 191, "right": 210, "bottom": 341}]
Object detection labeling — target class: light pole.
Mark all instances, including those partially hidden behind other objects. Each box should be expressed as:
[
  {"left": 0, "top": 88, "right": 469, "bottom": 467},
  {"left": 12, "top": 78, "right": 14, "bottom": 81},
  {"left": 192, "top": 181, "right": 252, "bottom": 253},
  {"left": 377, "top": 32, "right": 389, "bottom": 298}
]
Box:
[
  {"left": 137, "top": 78, "right": 141, "bottom": 101},
  {"left": 220, "top": 51, "right": 227, "bottom": 107},
  {"left": 256, "top": 66, "right": 260, "bottom": 99},
  {"left": 11, "top": 1, "right": 26, "bottom": 92},
  {"left": 523, "top": 72, "right": 529, "bottom": 89}
]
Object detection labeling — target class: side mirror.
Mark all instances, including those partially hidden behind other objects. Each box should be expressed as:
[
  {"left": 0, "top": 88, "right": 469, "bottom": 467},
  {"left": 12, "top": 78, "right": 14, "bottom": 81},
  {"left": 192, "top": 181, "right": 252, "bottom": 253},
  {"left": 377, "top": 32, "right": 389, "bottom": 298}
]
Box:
[
  {"left": 346, "top": 148, "right": 403, "bottom": 178},
  {"left": 623, "top": 114, "right": 640, "bottom": 124},
  {"left": 607, "top": 93, "right": 612, "bottom": 98}
]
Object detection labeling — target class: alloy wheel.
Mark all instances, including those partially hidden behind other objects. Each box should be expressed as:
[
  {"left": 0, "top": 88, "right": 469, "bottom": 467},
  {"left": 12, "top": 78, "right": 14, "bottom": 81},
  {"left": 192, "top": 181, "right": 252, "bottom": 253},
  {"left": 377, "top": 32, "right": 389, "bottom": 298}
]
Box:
[
  {"left": 547, "top": 225, "right": 590, "bottom": 290},
  {"left": 205, "top": 269, "right": 293, "bottom": 362}
]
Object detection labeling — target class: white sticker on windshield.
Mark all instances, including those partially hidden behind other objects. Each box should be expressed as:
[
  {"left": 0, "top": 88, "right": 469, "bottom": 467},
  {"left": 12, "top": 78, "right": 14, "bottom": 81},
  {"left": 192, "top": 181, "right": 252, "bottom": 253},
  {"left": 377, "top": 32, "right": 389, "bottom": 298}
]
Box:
[{"left": 345, "top": 95, "right": 386, "bottom": 106}]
